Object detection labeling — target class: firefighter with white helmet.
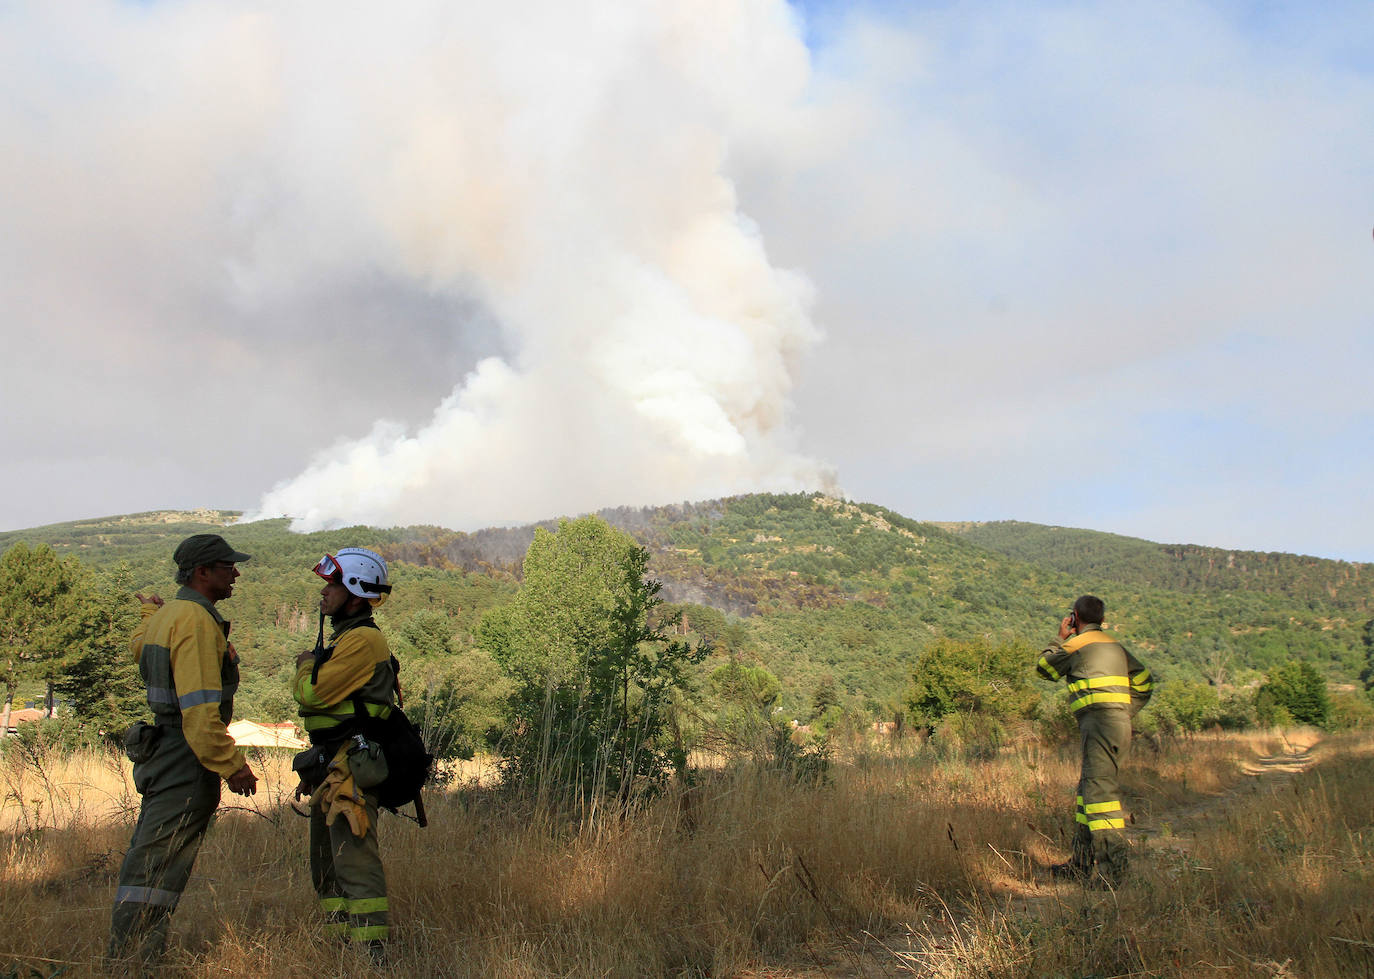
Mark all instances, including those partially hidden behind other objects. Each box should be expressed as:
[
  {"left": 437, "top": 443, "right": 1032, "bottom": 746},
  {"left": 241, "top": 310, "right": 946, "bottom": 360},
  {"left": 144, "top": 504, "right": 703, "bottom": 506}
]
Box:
[{"left": 292, "top": 546, "right": 398, "bottom": 960}]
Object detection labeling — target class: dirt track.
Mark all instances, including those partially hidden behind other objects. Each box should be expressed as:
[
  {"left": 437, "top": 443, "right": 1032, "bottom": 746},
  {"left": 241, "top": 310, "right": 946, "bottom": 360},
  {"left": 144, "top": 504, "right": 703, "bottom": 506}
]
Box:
[{"left": 1127, "top": 734, "right": 1320, "bottom": 859}]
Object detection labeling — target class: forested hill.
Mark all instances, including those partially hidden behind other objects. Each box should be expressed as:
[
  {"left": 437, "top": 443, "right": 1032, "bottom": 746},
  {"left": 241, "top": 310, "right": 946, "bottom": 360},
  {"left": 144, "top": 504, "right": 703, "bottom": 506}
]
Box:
[
  {"left": 943, "top": 521, "right": 1372, "bottom": 614},
  {"left": 2, "top": 494, "right": 1371, "bottom": 719}
]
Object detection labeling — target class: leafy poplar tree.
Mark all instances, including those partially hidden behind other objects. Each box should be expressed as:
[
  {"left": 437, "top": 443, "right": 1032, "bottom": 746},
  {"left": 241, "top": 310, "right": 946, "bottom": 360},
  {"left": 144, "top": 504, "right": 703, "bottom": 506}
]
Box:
[
  {"left": 407, "top": 648, "right": 512, "bottom": 761},
  {"left": 480, "top": 516, "right": 707, "bottom": 807},
  {"left": 484, "top": 516, "right": 638, "bottom": 687}
]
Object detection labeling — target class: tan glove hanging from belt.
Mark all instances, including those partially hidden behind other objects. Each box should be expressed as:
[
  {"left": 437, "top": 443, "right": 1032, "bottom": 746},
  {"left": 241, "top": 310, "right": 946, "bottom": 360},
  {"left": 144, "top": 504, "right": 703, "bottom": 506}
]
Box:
[{"left": 309, "top": 744, "right": 370, "bottom": 838}]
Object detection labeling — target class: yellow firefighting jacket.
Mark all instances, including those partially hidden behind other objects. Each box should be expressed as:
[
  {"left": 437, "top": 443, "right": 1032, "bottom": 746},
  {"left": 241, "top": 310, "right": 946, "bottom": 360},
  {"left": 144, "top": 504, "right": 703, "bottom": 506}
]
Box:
[
  {"left": 1037, "top": 628, "right": 1153, "bottom": 718},
  {"left": 130, "top": 587, "right": 246, "bottom": 778},
  {"left": 292, "top": 611, "right": 397, "bottom": 740}
]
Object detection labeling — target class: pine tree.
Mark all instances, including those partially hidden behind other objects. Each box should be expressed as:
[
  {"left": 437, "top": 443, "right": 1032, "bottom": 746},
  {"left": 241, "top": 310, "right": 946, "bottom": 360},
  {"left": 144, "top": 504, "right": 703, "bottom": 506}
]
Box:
[
  {"left": 1359, "top": 619, "right": 1374, "bottom": 695},
  {"left": 0, "top": 542, "right": 85, "bottom": 728},
  {"left": 810, "top": 674, "right": 840, "bottom": 721},
  {"left": 54, "top": 564, "right": 143, "bottom": 738}
]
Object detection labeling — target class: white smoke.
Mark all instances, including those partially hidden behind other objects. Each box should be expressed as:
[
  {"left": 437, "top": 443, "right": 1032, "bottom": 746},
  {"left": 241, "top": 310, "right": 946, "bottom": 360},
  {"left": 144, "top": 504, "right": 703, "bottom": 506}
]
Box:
[{"left": 234, "top": 0, "right": 832, "bottom": 530}]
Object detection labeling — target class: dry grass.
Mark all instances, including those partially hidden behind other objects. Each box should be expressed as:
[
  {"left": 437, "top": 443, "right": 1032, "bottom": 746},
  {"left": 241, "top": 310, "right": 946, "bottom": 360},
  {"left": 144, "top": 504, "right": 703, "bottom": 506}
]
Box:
[{"left": 1, "top": 727, "right": 1370, "bottom": 977}]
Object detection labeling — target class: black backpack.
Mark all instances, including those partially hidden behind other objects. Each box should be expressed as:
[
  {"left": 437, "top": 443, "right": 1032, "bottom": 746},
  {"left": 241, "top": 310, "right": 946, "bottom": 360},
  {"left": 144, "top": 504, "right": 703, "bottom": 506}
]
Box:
[{"left": 355, "top": 699, "right": 434, "bottom": 814}]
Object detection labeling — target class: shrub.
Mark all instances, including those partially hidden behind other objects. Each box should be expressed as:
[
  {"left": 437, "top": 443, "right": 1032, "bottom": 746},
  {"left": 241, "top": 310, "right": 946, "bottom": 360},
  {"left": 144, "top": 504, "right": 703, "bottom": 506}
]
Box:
[
  {"left": 1328, "top": 689, "right": 1374, "bottom": 730},
  {"left": 1036, "top": 698, "right": 1077, "bottom": 744},
  {"left": 933, "top": 712, "right": 1006, "bottom": 761},
  {"left": 1256, "top": 660, "right": 1330, "bottom": 728},
  {"left": 3, "top": 716, "right": 107, "bottom": 756},
  {"left": 764, "top": 723, "right": 830, "bottom": 783},
  {"left": 1157, "top": 680, "right": 1221, "bottom": 732},
  {"left": 1216, "top": 691, "right": 1258, "bottom": 730},
  {"left": 905, "top": 637, "right": 1037, "bottom": 730}
]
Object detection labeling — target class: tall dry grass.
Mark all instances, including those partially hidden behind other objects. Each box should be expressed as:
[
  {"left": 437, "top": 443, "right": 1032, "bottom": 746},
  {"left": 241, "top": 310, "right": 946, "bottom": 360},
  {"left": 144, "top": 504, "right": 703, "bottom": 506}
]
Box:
[{"left": 0, "top": 727, "right": 1369, "bottom": 977}]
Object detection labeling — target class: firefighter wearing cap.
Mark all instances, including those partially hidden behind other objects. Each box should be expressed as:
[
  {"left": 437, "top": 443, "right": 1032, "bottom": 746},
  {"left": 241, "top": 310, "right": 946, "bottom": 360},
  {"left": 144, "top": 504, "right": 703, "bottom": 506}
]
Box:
[
  {"left": 1037, "top": 594, "right": 1152, "bottom": 886},
  {"left": 108, "top": 534, "right": 259, "bottom": 963},
  {"left": 292, "top": 547, "right": 398, "bottom": 955}
]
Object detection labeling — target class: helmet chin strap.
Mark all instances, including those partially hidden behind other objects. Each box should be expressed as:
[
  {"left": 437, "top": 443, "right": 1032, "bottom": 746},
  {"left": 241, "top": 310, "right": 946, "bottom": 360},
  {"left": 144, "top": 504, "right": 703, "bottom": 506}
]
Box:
[{"left": 309, "top": 608, "right": 329, "bottom": 685}]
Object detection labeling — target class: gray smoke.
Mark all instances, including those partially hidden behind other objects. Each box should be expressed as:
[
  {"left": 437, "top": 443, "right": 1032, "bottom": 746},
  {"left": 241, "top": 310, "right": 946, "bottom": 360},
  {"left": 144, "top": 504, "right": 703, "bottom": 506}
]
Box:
[{"left": 237, "top": 0, "right": 833, "bottom": 529}]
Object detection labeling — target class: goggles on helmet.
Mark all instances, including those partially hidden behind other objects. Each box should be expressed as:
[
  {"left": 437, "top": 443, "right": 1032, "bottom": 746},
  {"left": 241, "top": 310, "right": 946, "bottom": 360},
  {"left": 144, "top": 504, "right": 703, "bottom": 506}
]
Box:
[
  {"left": 312, "top": 553, "right": 393, "bottom": 594},
  {"left": 313, "top": 554, "right": 342, "bottom": 582}
]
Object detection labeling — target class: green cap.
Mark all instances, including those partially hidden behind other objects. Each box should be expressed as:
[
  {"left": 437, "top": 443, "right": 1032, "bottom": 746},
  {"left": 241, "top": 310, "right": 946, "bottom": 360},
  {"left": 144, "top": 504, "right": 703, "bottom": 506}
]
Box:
[{"left": 173, "top": 534, "right": 252, "bottom": 571}]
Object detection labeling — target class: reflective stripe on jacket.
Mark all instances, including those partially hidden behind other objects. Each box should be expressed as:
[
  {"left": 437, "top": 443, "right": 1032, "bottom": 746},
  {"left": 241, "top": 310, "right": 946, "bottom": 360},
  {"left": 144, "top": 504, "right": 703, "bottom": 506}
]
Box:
[
  {"left": 293, "top": 613, "right": 397, "bottom": 739},
  {"left": 1037, "top": 629, "right": 1152, "bottom": 718},
  {"left": 129, "top": 587, "right": 245, "bottom": 778}
]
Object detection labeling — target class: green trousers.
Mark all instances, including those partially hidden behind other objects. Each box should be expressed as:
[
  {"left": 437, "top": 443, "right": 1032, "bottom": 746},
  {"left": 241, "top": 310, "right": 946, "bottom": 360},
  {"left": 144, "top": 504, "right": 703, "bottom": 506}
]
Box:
[
  {"left": 311, "top": 792, "right": 389, "bottom": 944},
  {"left": 108, "top": 728, "right": 221, "bottom": 962},
  {"left": 1070, "top": 707, "right": 1132, "bottom": 880}
]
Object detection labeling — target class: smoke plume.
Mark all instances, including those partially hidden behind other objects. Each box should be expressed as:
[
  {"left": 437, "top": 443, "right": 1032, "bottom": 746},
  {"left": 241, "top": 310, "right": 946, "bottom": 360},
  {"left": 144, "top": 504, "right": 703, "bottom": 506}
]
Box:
[{"left": 237, "top": 1, "right": 831, "bottom": 530}]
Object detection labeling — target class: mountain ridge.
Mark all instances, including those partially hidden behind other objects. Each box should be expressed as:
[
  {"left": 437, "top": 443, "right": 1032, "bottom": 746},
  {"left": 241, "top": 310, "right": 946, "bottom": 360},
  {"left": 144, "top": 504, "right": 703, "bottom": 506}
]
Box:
[{"left": 2, "top": 493, "right": 1368, "bottom": 718}]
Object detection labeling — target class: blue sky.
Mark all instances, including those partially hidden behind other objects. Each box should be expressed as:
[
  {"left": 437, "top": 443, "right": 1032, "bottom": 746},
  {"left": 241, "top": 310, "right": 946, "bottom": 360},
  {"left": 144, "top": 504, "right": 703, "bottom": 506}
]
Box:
[
  {"left": 2, "top": 0, "right": 1371, "bottom": 561},
  {"left": 768, "top": 0, "right": 1374, "bottom": 560}
]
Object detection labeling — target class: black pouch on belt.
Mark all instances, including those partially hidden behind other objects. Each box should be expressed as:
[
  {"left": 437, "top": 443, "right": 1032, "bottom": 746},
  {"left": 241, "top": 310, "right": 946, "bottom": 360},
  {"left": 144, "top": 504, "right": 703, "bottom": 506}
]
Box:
[
  {"left": 122, "top": 721, "right": 163, "bottom": 764},
  {"left": 292, "top": 744, "right": 331, "bottom": 791}
]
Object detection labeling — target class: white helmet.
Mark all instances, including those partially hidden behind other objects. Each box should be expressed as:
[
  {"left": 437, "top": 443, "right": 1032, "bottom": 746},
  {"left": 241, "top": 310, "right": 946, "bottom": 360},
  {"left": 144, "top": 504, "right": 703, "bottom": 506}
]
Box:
[{"left": 313, "top": 547, "right": 392, "bottom": 605}]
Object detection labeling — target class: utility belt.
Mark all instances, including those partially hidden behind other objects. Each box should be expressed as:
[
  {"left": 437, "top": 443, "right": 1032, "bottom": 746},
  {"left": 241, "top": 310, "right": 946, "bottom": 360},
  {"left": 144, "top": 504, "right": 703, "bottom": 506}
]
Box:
[
  {"left": 293, "top": 707, "right": 391, "bottom": 792},
  {"left": 122, "top": 718, "right": 191, "bottom": 763},
  {"left": 294, "top": 731, "right": 389, "bottom": 797},
  {"left": 292, "top": 695, "right": 432, "bottom": 818}
]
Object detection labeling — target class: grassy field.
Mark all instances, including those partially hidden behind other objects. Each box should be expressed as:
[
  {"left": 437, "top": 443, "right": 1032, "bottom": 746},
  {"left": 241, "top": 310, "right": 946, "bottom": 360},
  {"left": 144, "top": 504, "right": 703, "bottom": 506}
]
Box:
[{"left": 1, "top": 727, "right": 1370, "bottom": 977}]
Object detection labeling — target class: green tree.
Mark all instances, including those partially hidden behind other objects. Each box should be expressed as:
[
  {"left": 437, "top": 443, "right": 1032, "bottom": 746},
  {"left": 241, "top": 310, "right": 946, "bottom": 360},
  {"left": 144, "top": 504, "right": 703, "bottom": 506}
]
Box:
[
  {"left": 709, "top": 661, "right": 780, "bottom": 712},
  {"left": 408, "top": 648, "right": 512, "bottom": 760},
  {"left": 674, "top": 604, "right": 726, "bottom": 642},
  {"left": 0, "top": 542, "right": 92, "bottom": 727},
  {"left": 1256, "top": 660, "right": 1331, "bottom": 728},
  {"left": 1156, "top": 680, "right": 1221, "bottom": 733},
  {"left": 706, "top": 660, "right": 783, "bottom": 750},
  {"left": 1359, "top": 619, "right": 1374, "bottom": 694},
  {"left": 396, "top": 609, "right": 455, "bottom": 657},
  {"left": 1329, "top": 688, "right": 1374, "bottom": 730},
  {"left": 809, "top": 673, "right": 840, "bottom": 721},
  {"left": 484, "top": 517, "right": 708, "bottom": 807},
  {"left": 480, "top": 516, "right": 640, "bottom": 686},
  {"left": 53, "top": 564, "right": 143, "bottom": 738},
  {"left": 906, "top": 637, "right": 1038, "bottom": 729}
]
